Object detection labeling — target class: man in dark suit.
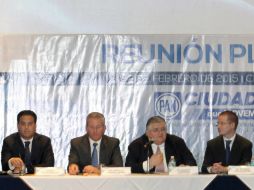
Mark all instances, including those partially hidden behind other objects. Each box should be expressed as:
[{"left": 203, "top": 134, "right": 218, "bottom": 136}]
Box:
[
  {"left": 202, "top": 110, "right": 252, "bottom": 174},
  {"left": 68, "top": 112, "right": 123, "bottom": 175},
  {"left": 125, "top": 116, "right": 196, "bottom": 173},
  {"left": 1, "top": 110, "right": 54, "bottom": 174}
]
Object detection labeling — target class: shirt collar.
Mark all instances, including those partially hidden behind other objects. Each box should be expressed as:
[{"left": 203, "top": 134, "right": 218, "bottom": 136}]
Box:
[
  {"left": 89, "top": 137, "right": 102, "bottom": 146},
  {"left": 223, "top": 133, "right": 236, "bottom": 142},
  {"left": 152, "top": 142, "right": 165, "bottom": 149},
  {"left": 20, "top": 137, "right": 33, "bottom": 143}
]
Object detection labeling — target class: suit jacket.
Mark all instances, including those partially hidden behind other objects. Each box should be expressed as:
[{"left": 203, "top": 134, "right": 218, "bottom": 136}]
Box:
[
  {"left": 125, "top": 134, "right": 196, "bottom": 173},
  {"left": 1, "top": 132, "right": 55, "bottom": 171},
  {"left": 68, "top": 134, "right": 123, "bottom": 172},
  {"left": 202, "top": 134, "right": 252, "bottom": 173}
]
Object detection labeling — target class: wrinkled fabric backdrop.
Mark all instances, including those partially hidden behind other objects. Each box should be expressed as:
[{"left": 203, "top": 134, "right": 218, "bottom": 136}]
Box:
[{"left": 0, "top": 34, "right": 254, "bottom": 170}]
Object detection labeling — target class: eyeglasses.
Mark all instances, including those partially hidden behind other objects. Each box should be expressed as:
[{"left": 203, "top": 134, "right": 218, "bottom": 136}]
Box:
[
  {"left": 216, "top": 122, "right": 231, "bottom": 126},
  {"left": 149, "top": 128, "right": 166, "bottom": 133}
]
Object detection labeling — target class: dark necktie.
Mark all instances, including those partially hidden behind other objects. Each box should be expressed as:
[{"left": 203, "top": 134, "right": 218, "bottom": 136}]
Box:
[
  {"left": 91, "top": 143, "right": 98, "bottom": 166},
  {"left": 225, "top": 140, "right": 231, "bottom": 165},
  {"left": 24, "top": 141, "right": 33, "bottom": 173}
]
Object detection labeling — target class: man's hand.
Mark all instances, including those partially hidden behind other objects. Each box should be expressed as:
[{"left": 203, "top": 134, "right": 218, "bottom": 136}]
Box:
[
  {"left": 68, "top": 164, "right": 79, "bottom": 175},
  {"left": 149, "top": 152, "right": 163, "bottom": 168},
  {"left": 211, "top": 162, "right": 228, "bottom": 174},
  {"left": 83, "top": 165, "right": 100, "bottom": 175},
  {"left": 10, "top": 157, "right": 24, "bottom": 173}
]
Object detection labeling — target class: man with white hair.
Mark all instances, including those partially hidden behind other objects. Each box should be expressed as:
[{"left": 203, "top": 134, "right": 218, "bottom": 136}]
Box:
[{"left": 126, "top": 116, "right": 196, "bottom": 173}]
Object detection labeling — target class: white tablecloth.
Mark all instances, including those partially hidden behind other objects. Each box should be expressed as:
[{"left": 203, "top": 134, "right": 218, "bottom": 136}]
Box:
[
  {"left": 21, "top": 174, "right": 217, "bottom": 190},
  {"left": 236, "top": 175, "right": 254, "bottom": 189}
]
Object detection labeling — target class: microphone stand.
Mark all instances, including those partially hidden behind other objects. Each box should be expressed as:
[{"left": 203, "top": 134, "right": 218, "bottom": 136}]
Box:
[
  {"left": 146, "top": 148, "right": 150, "bottom": 174},
  {"left": 145, "top": 140, "right": 153, "bottom": 174}
]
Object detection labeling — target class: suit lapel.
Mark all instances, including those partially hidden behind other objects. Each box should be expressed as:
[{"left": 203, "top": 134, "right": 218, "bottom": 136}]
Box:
[
  {"left": 15, "top": 134, "right": 25, "bottom": 159},
  {"left": 165, "top": 136, "right": 174, "bottom": 164},
  {"left": 230, "top": 134, "right": 239, "bottom": 164},
  {"left": 143, "top": 135, "right": 153, "bottom": 159},
  {"left": 217, "top": 136, "right": 226, "bottom": 165},
  {"left": 31, "top": 133, "right": 39, "bottom": 163},
  {"left": 100, "top": 136, "right": 107, "bottom": 164},
  {"left": 83, "top": 135, "right": 92, "bottom": 164}
]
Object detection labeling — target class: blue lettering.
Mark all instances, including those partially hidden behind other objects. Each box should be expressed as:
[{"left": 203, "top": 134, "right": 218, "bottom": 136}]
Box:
[
  {"left": 248, "top": 44, "right": 254, "bottom": 64},
  {"left": 183, "top": 44, "right": 203, "bottom": 64},
  {"left": 158, "top": 44, "right": 174, "bottom": 63},
  {"left": 245, "top": 92, "right": 254, "bottom": 105},
  {"left": 205, "top": 44, "right": 222, "bottom": 63},
  {"left": 185, "top": 93, "right": 197, "bottom": 105},
  {"left": 230, "top": 44, "right": 246, "bottom": 63},
  {"left": 159, "top": 99, "right": 178, "bottom": 112},
  {"left": 177, "top": 44, "right": 181, "bottom": 63},
  {"left": 102, "top": 44, "right": 118, "bottom": 64},
  {"left": 217, "top": 92, "right": 230, "bottom": 105},
  {"left": 231, "top": 92, "right": 243, "bottom": 105}
]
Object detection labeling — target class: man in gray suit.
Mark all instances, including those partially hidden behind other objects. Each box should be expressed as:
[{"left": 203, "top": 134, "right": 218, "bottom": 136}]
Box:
[{"left": 68, "top": 112, "right": 123, "bottom": 175}]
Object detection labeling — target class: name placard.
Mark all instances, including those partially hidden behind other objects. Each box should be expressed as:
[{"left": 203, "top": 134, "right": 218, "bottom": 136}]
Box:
[
  {"left": 169, "top": 166, "right": 198, "bottom": 175},
  {"left": 100, "top": 167, "right": 131, "bottom": 176},
  {"left": 228, "top": 166, "right": 254, "bottom": 175},
  {"left": 35, "top": 167, "right": 65, "bottom": 176}
]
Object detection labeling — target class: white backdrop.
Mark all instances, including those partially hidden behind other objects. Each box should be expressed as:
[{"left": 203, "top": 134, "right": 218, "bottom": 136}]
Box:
[
  {"left": 1, "top": 34, "right": 254, "bottom": 170},
  {"left": 0, "top": 0, "right": 254, "bottom": 34},
  {"left": 1, "top": 1, "right": 254, "bottom": 171}
]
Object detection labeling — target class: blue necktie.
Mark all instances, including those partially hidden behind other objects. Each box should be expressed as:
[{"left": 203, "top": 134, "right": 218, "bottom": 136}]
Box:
[
  {"left": 225, "top": 140, "right": 231, "bottom": 165},
  {"left": 91, "top": 143, "right": 98, "bottom": 166}
]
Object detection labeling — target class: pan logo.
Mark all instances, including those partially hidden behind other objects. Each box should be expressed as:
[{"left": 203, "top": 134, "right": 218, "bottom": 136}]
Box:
[{"left": 154, "top": 92, "right": 181, "bottom": 120}]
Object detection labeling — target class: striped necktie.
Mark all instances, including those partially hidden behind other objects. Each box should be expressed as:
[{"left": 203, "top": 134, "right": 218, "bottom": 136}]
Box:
[{"left": 155, "top": 146, "right": 165, "bottom": 173}]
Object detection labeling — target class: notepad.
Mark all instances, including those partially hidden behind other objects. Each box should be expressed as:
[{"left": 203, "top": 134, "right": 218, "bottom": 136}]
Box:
[
  {"left": 228, "top": 166, "right": 254, "bottom": 175},
  {"left": 100, "top": 167, "right": 131, "bottom": 176},
  {"left": 169, "top": 166, "right": 198, "bottom": 175},
  {"left": 35, "top": 167, "right": 65, "bottom": 176}
]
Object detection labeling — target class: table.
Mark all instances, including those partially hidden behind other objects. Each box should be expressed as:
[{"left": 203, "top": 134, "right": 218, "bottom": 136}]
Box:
[
  {"left": 0, "top": 174, "right": 251, "bottom": 190},
  {"left": 21, "top": 174, "right": 216, "bottom": 190}
]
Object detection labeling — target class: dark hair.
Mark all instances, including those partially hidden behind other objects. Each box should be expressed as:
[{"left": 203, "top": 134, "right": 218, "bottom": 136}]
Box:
[
  {"left": 86, "top": 112, "right": 105, "bottom": 127},
  {"left": 219, "top": 110, "right": 238, "bottom": 129},
  {"left": 17, "top": 110, "right": 37, "bottom": 124},
  {"left": 146, "top": 116, "right": 166, "bottom": 130}
]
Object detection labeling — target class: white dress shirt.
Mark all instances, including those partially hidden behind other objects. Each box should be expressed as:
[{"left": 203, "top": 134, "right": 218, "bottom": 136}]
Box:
[{"left": 142, "top": 143, "right": 168, "bottom": 172}]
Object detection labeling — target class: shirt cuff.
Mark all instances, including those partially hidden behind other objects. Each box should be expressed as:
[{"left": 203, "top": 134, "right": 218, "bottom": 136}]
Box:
[
  {"left": 8, "top": 158, "right": 25, "bottom": 171},
  {"left": 8, "top": 159, "right": 15, "bottom": 170},
  {"left": 143, "top": 161, "right": 148, "bottom": 172},
  {"left": 207, "top": 166, "right": 212, "bottom": 173}
]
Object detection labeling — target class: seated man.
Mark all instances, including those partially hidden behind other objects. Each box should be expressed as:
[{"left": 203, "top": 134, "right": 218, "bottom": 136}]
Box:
[
  {"left": 68, "top": 112, "right": 123, "bottom": 175},
  {"left": 1, "top": 110, "right": 54, "bottom": 174},
  {"left": 125, "top": 116, "right": 196, "bottom": 173},
  {"left": 202, "top": 110, "right": 252, "bottom": 174}
]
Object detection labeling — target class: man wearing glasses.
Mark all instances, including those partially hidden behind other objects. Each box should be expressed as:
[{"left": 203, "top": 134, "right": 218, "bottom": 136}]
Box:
[
  {"left": 125, "top": 116, "right": 196, "bottom": 173},
  {"left": 68, "top": 112, "right": 123, "bottom": 175},
  {"left": 202, "top": 110, "right": 252, "bottom": 174}
]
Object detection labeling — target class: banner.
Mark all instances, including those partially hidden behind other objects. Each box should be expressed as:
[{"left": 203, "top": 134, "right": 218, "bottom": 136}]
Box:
[{"left": 0, "top": 34, "right": 254, "bottom": 169}]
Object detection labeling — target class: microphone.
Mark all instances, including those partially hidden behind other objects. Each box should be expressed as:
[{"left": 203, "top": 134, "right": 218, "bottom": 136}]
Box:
[
  {"left": 144, "top": 139, "right": 154, "bottom": 174},
  {"left": 144, "top": 140, "right": 154, "bottom": 148}
]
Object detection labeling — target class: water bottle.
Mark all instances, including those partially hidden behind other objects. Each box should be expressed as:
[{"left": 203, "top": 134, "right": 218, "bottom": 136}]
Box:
[
  {"left": 168, "top": 156, "right": 176, "bottom": 173},
  {"left": 250, "top": 157, "right": 254, "bottom": 166}
]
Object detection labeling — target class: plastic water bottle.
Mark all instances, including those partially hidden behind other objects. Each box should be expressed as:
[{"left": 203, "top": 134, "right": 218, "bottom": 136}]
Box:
[
  {"left": 250, "top": 157, "right": 254, "bottom": 166},
  {"left": 168, "top": 156, "right": 176, "bottom": 173}
]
